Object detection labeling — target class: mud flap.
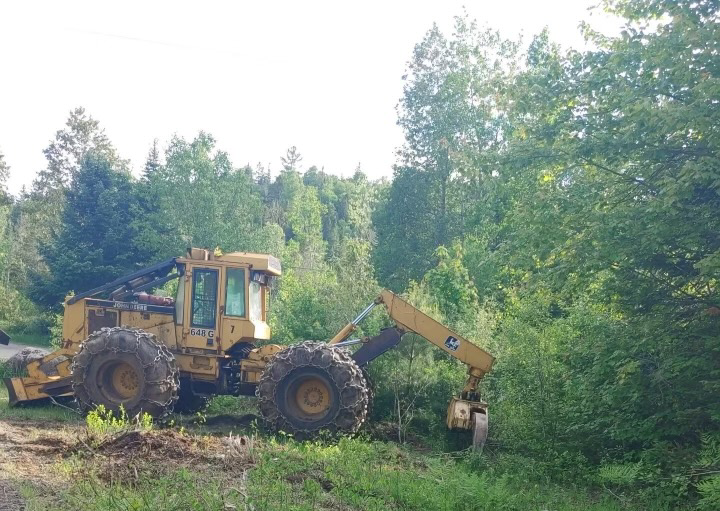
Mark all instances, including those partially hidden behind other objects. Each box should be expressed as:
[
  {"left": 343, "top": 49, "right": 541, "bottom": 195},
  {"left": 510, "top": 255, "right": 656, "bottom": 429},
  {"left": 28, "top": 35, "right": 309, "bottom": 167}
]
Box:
[{"left": 351, "top": 327, "right": 404, "bottom": 367}]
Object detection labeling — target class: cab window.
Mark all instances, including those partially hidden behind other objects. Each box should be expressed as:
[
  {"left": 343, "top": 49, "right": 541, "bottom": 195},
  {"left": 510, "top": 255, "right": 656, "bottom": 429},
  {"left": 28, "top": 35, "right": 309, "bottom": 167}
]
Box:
[
  {"left": 249, "top": 281, "right": 262, "bottom": 321},
  {"left": 225, "top": 268, "right": 246, "bottom": 317},
  {"left": 191, "top": 269, "right": 218, "bottom": 328}
]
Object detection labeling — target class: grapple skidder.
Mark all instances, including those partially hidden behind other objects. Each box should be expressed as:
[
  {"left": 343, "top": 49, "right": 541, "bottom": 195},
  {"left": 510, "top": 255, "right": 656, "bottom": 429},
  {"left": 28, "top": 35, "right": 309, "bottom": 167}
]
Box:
[{"left": 2, "top": 248, "right": 494, "bottom": 446}]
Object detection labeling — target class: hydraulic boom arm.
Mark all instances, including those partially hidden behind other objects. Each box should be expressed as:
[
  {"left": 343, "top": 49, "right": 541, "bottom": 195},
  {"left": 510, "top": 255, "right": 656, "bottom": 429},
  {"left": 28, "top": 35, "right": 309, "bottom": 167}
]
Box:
[
  {"left": 330, "top": 290, "right": 494, "bottom": 377},
  {"left": 329, "top": 290, "right": 495, "bottom": 447}
]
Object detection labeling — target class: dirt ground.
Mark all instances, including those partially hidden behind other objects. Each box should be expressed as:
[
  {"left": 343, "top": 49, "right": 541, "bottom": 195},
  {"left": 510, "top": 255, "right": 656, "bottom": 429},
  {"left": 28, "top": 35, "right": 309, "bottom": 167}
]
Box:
[
  {"left": 0, "top": 418, "right": 79, "bottom": 511},
  {"left": 0, "top": 417, "right": 256, "bottom": 510},
  {"left": 0, "top": 480, "right": 25, "bottom": 511}
]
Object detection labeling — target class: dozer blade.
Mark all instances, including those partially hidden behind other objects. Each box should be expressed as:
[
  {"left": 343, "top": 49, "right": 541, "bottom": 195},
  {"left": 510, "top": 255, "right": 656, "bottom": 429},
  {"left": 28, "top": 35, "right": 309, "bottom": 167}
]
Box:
[
  {"left": 471, "top": 411, "right": 488, "bottom": 451},
  {"left": 3, "top": 377, "right": 19, "bottom": 406},
  {"left": 2, "top": 348, "right": 75, "bottom": 406}
]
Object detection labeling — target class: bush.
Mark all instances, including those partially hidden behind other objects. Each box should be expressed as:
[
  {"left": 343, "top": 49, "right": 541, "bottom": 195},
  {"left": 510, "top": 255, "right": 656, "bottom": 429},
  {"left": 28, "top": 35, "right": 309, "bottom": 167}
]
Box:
[{"left": 86, "top": 405, "right": 153, "bottom": 438}]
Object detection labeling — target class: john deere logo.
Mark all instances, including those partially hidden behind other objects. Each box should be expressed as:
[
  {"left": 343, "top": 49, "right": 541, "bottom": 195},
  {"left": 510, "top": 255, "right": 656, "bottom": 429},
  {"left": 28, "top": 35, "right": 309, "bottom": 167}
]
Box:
[{"left": 444, "top": 336, "right": 460, "bottom": 351}]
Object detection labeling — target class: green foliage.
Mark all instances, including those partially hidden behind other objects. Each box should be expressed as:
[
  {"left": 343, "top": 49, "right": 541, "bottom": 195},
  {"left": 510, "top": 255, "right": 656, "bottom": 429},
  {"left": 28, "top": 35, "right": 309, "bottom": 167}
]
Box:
[
  {"left": 86, "top": 404, "right": 153, "bottom": 437},
  {"left": 135, "top": 133, "right": 265, "bottom": 259},
  {"left": 696, "top": 476, "right": 720, "bottom": 511},
  {"left": 244, "top": 437, "right": 627, "bottom": 511},
  {"left": 423, "top": 243, "right": 480, "bottom": 325},
  {"left": 0, "top": 2, "right": 716, "bottom": 507},
  {"left": 694, "top": 433, "right": 720, "bottom": 510},
  {"left": 34, "top": 152, "right": 143, "bottom": 306},
  {"left": 597, "top": 462, "right": 643, "bottom": 487}
]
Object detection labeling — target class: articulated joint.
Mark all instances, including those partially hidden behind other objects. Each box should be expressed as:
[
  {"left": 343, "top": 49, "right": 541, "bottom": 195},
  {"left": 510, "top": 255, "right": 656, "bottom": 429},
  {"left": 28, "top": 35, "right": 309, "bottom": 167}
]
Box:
[{"left": 461, "top": 366, "right": 486, "bottom": 398}]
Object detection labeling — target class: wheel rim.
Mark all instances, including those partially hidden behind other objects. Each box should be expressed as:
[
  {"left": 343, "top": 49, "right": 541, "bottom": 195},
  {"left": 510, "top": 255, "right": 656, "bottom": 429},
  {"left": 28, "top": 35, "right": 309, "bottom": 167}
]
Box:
[
  {"left": 295, "top": 377, "right": 332, "bottom": 416},
  {"left": 99, "top": 361, "right": 140, "bottom": 402},
  {"left": 284, "top": 372, "right": 335, "bottom": 421}
]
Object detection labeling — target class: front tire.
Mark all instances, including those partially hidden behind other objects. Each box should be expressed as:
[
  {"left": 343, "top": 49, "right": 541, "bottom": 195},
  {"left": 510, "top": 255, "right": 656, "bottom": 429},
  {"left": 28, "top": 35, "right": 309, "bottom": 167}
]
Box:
[
  {"left": 257, "top": 341, "right": 369, "bottom": 437},
  {"left": 71, "top": 327, "right": 179, "bottom": 418}
]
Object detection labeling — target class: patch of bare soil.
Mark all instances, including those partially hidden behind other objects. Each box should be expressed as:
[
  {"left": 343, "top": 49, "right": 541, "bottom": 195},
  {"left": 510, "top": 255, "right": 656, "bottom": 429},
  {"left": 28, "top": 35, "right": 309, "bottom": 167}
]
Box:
[
  {"left": 366, "top": 420, "right": 428, "bottom": 449},
  {"left": 0, "top": 480, "right": 24, "bottom": 511},
  {"left": 286, "top": 470, "right": 335, "bottom": 492},
  {"left": 71, "top": 429, "right": 257, "bottom": 486},
  {"left": 0, "top": 419, "right": 82, "bottom": 511},
  {"left": 0, "top": 419, "right": 78, "bottom": 478},
  {"left": 0, "top": 417, "right": 255, "bottom": 496}
]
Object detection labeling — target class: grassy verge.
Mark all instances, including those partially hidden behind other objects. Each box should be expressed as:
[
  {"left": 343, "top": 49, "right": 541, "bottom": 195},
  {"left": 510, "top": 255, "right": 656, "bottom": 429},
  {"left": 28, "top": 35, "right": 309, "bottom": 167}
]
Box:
[
  {"left": 0, "top": 320, "right": 53, "bottom": 348},
  {"left": 244, "top": 438, "right": 634, "bottom": 511},
  {"left": 18, "top": 434, "right": 633, "bottom": 511},
  {"left": 0, "top": 394, "right": 676, "bottom": 511},
  {"left": 7, "top": 331, "right": 52, "bottom": 348}
]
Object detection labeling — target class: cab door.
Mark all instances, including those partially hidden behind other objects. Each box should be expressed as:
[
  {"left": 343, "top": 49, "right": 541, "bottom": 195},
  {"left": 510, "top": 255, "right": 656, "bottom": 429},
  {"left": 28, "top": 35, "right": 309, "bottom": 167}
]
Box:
[
  {"left": 219, "top": 265, "right": 248, "bottom": 348},
  {"left": 184, "top": 264, "right": 221, "bottom": 351}
]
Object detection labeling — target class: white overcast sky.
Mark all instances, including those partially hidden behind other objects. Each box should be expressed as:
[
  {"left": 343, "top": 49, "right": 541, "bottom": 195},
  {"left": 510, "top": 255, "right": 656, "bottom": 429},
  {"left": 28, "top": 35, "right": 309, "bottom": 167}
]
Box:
[{"left": 0, "top": 1, "right": 621, "bottom": 195}]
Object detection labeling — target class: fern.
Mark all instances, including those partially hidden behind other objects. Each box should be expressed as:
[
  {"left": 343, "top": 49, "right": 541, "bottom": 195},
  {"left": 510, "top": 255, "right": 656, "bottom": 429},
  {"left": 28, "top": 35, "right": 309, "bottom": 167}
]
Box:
[
  {"left": 697, "top": 475, "right": 720, "bottom": 511},
  {"left": 597, "top": 462, "right": 642, "bottom": 486},
  {"left": 697, "top": 433, "right": 720, "bottom": 469},
  {"left": 693, "top": 432, "right": 720, "bottom": 509}
]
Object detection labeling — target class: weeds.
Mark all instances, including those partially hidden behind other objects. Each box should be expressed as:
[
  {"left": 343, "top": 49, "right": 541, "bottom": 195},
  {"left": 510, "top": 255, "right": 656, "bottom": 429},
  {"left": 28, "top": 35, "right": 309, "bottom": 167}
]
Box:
[
  {"left": 0, "top": 383, "right": 691, "bottom": 510},
  {"left": 86, "top": 404, "right": 153, "bottom": 438},
  {"left": 0, "top": 360, "right": 18, "bottom": 378},
  {"left": 244, "top": 436, "right": 629, "bottom": 511},
  {"left": 0, "top": 384, "right": 78, "bottom": 421}
]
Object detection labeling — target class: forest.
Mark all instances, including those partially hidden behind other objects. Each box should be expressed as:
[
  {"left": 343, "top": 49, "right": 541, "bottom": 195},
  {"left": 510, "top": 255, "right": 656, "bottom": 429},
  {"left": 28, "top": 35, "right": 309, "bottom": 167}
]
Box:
[{"left": 0, "top": 0, "right": 718, "bottom": 509}]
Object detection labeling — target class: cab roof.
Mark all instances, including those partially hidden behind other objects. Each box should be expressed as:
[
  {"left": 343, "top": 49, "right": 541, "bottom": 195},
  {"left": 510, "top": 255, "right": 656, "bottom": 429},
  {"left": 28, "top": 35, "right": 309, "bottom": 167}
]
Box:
[{"left": 182, "top": 248, "right": 282, "bottom": 276}]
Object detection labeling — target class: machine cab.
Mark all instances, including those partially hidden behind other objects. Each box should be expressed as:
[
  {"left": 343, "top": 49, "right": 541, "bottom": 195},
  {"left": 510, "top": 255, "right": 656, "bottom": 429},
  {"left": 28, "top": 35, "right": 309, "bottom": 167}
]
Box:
[{"left": 176, "top": 248, "right": 281, "bottom": 354}]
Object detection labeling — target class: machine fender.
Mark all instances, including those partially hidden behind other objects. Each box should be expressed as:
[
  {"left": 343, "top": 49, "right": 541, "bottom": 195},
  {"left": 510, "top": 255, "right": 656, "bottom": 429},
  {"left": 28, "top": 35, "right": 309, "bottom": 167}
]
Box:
[{"left": 351, "top": 327, "right": 404, "bottom": 367}]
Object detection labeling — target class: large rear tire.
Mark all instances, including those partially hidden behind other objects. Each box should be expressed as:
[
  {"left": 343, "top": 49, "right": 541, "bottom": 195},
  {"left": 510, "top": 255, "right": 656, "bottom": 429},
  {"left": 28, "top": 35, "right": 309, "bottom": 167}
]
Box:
[
  {"left": 71, "top": 327, "right": 179, "bottom": 418},
  {"left": 257, "top": 341, "right": 369, "bottom": 437}
]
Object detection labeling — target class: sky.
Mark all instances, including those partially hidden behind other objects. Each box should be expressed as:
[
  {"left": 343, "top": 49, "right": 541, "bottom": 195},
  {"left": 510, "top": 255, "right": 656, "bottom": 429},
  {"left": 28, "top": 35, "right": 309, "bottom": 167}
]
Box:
[{"left": 0, "top": 0, "right": 622, "bottom": 195}]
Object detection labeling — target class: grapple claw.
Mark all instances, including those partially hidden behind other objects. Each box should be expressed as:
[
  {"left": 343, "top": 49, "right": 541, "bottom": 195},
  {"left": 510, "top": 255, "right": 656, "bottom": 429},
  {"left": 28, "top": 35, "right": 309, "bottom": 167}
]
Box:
[{"left": 471, "top": 411, "right": 488, "bottom": 451}]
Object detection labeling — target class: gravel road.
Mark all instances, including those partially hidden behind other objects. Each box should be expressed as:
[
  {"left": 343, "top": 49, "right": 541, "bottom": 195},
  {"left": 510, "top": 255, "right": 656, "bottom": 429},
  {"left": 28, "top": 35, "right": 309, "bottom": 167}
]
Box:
[{"left": 0, "top": 342, "right": 33, "bottom": 361}]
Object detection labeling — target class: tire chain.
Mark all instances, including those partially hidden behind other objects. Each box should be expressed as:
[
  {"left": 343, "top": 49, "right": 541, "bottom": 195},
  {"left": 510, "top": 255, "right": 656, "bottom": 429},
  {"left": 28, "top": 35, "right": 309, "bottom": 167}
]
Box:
[
  {"left": 71, "top": 326, "right": 180, "bottom": 419},
  {"left": 256, "top": 341, "right": 370, "bottom": 437}
]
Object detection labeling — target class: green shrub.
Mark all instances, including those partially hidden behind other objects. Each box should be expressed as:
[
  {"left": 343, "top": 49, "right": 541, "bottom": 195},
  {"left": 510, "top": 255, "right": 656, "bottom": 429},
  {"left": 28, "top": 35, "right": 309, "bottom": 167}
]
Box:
[
  {"left": 697, "top": 475, "right": 720, "bottom": 511},
  {"left": 86, "top": 405, "right": 153, "bottom": 437}
]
